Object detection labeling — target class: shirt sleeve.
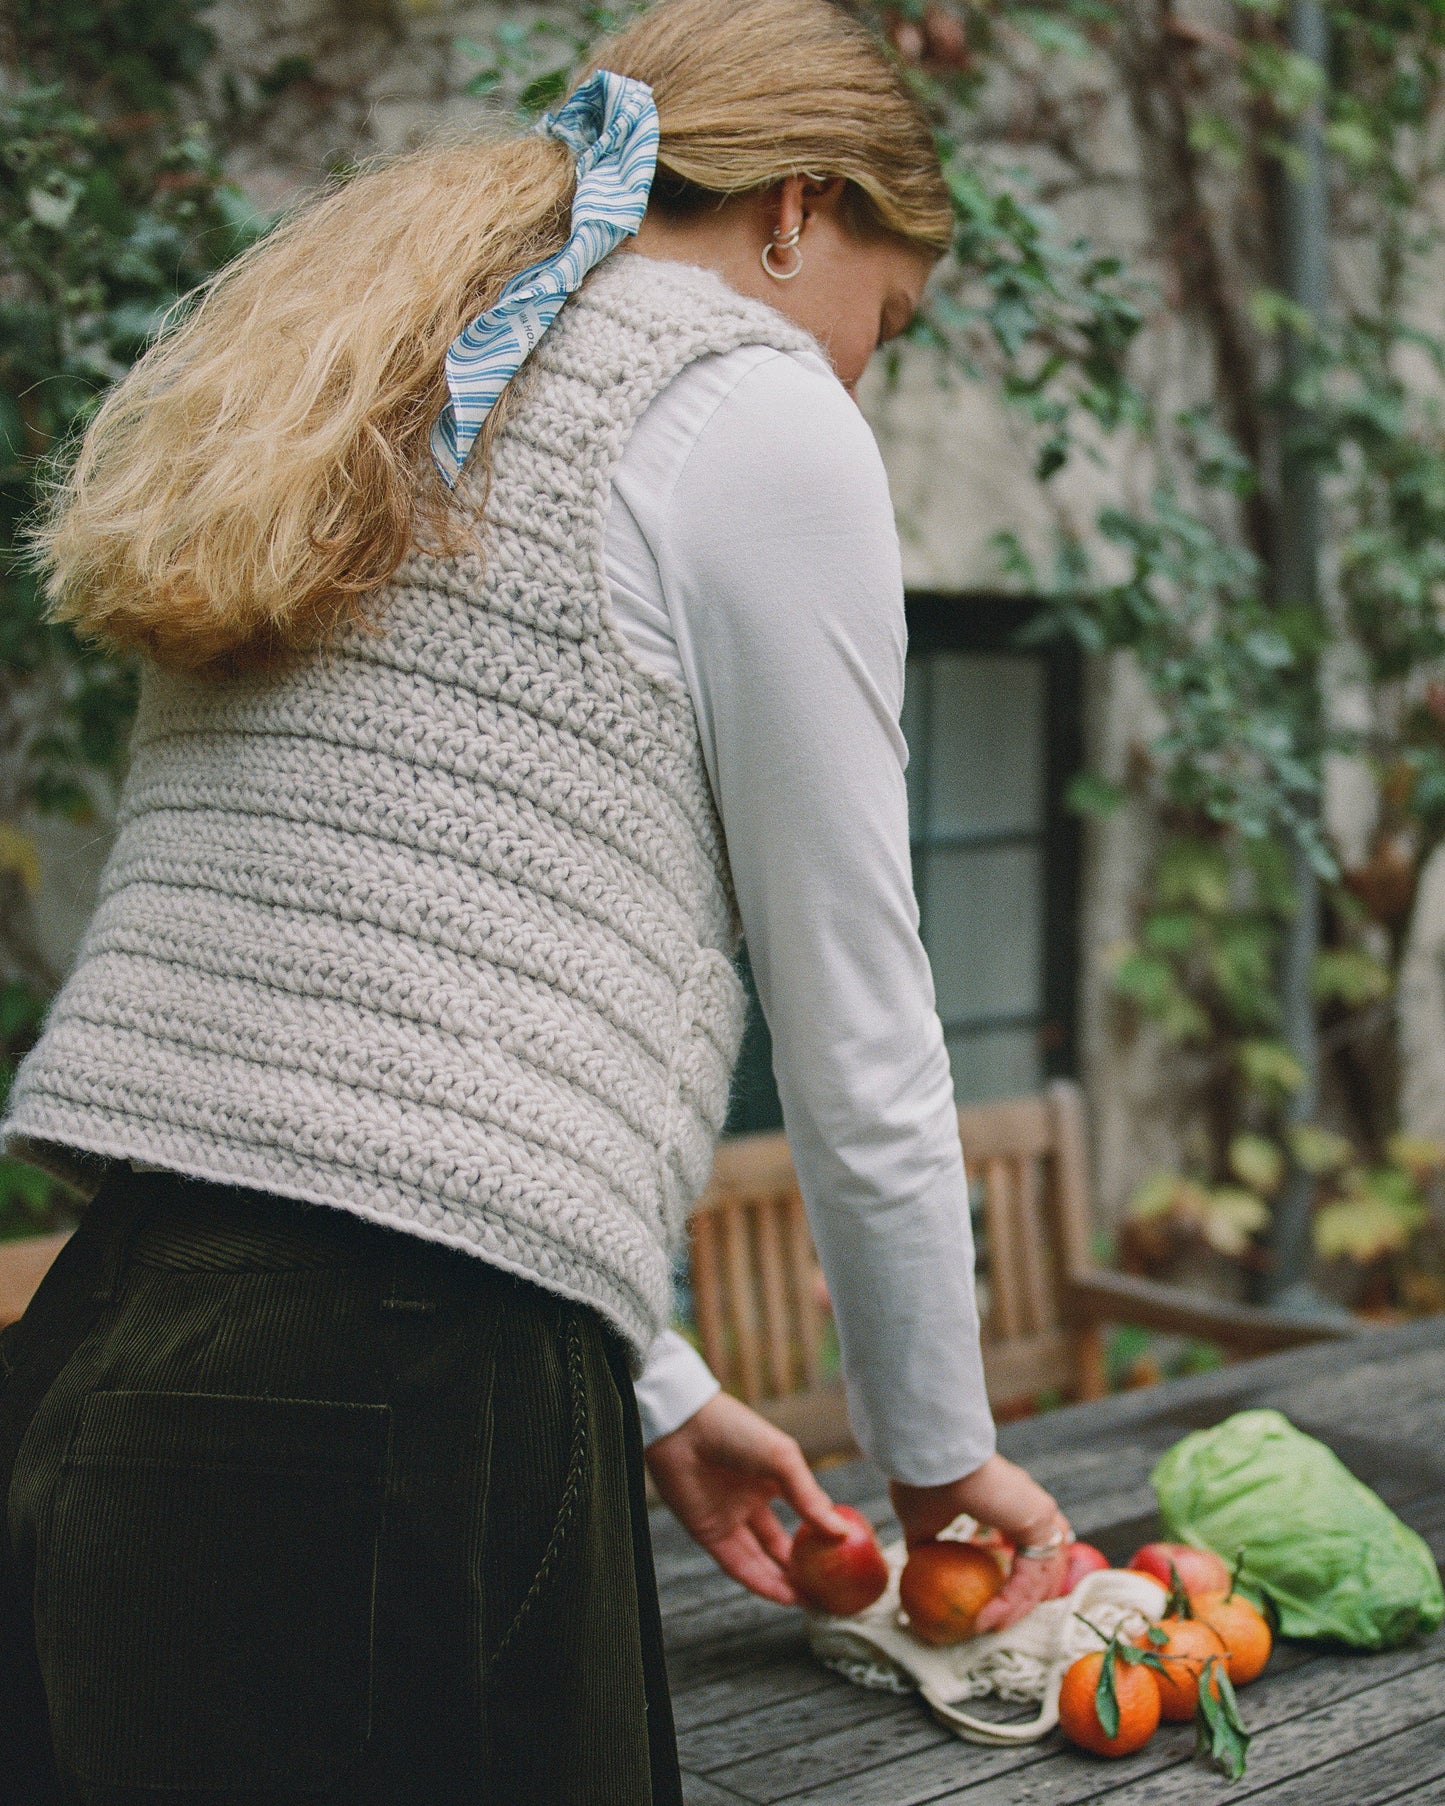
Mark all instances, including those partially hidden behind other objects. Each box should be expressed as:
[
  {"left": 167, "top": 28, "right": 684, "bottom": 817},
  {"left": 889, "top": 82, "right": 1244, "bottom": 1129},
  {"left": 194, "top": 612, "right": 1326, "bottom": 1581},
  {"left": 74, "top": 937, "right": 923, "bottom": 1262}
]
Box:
[
  {"left": 652, "top": 350, "right": 997, "bottom": 1486},
  {"left": 634, "top": 1329, "right": 722, "bottom": 1446}
]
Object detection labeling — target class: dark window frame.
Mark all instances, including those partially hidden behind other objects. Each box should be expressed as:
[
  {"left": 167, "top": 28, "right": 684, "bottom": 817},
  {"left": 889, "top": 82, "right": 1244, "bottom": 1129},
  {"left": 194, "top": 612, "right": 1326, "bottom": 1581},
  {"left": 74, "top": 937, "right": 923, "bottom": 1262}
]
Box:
[
  {"left": 904, "top": 592, "right": 1084, "bottom": 1087},
  {"left": 723, "top": 593, "right": 1083, "bottom": 1137}
]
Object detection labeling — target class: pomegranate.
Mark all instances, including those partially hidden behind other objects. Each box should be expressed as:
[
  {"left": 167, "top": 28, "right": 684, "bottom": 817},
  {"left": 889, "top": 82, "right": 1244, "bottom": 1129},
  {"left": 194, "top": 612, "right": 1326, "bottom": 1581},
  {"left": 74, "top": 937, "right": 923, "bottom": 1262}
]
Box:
[
  {"left": 787, "top": 1506, "right": 889, "bottom": 1616},
  {"left": 899, "top": 1540, "right": 1004, "bottom": 1646},
  {"left": 1127, "top": 1540, "right": 1230, "bottom": 1600}
]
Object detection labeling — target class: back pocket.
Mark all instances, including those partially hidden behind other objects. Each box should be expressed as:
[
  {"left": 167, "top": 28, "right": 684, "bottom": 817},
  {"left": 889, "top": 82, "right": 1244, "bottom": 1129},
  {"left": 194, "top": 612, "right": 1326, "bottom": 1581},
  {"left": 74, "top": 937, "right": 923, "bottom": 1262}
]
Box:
[{"left": 34, "top": 1389, "right": 391, "bottom": 1793}]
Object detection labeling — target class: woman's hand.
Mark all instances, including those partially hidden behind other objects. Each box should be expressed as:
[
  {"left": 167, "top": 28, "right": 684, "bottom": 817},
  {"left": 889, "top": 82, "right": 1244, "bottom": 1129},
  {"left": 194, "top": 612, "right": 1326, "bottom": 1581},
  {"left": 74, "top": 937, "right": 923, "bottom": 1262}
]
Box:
[
  {"left": 645, "top": 1391, "right": 849, "bottom": 1605},
  {"left": 889, "top": 1453, "right": 1071, "bottom": 1633}
]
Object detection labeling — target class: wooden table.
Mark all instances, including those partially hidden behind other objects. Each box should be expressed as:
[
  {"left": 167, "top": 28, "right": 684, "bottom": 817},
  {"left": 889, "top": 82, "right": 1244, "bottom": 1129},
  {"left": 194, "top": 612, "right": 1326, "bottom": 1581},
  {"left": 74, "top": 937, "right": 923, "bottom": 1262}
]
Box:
[{"left": 654, "top": 1315, "right": 1445, "bottom": 1806}]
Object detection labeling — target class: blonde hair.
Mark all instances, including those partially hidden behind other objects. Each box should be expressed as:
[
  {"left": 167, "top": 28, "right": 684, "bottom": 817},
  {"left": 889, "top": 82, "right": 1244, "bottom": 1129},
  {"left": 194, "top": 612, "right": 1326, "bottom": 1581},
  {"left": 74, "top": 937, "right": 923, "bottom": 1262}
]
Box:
[{"left": 36, "top": 0, "right": 950, "bottom": 677}]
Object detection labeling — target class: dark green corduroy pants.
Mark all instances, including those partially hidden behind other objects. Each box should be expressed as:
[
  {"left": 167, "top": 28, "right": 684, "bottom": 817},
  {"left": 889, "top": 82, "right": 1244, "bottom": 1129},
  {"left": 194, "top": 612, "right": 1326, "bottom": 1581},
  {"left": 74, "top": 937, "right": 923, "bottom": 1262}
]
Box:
[{"left": 0, "top": 1163, "right": 683, "bottom": 1804}]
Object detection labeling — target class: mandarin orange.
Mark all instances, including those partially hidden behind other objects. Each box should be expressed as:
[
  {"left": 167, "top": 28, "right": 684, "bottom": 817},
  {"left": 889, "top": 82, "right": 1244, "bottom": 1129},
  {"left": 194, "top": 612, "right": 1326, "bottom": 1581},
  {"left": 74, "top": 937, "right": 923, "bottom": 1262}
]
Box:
[
  {"left": 1138, "top": 1615, "right": 1228, "bottom": 1720},
  {"left": 1058, "top": 1650, "right": 1161, "bottom": 1757},
  {"left": 1194, "top": 1588, "right": 1272, "bottom": 1685},
  {"left": 898, "top": 1540, "right": 1003, "bottom": 1646}
]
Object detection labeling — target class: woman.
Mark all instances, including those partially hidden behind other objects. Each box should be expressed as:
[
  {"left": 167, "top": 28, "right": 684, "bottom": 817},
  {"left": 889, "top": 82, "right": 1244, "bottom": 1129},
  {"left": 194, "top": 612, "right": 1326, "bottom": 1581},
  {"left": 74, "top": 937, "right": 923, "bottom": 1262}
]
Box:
[{"left": 0, "top": 2, "right": 1071, "bottom": 1800}]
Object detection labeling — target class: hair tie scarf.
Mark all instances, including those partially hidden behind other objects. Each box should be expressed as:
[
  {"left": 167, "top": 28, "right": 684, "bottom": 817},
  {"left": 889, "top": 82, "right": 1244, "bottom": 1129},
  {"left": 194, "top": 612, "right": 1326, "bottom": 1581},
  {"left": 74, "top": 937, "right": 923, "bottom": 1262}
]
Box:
[{"left": 430, "top": 70, "right": 660, "bottom": 487}]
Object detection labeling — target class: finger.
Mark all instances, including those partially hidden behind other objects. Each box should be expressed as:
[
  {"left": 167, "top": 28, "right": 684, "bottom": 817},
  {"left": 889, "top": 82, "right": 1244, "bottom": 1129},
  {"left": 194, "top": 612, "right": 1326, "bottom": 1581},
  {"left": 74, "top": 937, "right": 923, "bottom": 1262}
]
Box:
[
  {"left": 710, "top": 1525, "right": 797, "bottom": 1606},
  {"left": 975, "top": 1555, "right": 1066, "bottom": 1634},
  {"left": 748, "top": 1501, "right": 795, "bottom": 1569},
  {"left": 771, "top": 1439, "right": 848, "bottom": 1537}
]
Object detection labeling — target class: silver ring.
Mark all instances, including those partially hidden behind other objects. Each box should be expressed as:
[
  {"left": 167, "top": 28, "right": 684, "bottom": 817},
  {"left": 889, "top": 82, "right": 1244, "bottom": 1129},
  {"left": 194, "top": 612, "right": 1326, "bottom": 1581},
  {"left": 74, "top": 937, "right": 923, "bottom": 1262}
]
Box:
[{"left": 1015, "top": 1526, "right": 1068, "bottom": 1560}]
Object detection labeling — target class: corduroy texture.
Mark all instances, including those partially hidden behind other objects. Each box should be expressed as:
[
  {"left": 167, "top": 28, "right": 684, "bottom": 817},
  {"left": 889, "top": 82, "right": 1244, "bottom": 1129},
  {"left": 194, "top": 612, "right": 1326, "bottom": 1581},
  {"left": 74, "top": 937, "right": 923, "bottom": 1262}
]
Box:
[
  {"left": 3, "top": 254, "right": 821, "bottom": 1362},
  {"left": 1, "top": 1162, "right": 682, "bottom": 1804}
]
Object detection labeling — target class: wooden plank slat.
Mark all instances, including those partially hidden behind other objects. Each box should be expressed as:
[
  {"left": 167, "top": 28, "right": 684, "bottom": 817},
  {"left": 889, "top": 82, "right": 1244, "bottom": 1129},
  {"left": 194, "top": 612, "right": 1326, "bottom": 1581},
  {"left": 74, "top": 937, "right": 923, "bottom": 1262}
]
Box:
[
  {"left": 786, "top": 1192, "right": 824, "bottom": 1391},
  {"left": 719, "top": 1199, "right": 763, "bottom": 1405},
  {"left": 690, "top": 1210, "right": 728, "bottom": 1387},
  {"left": 1066, "top": 1269, "right": 1360, "bottom": 1356},
  {"left": 980, "top": 1331, "right": 1076, "bottom": 1404},
  {"left": 1074, "top": 1322, "right": 1108, "bottom": 1401},
  {"left": 981, "top": 1156, "right": 1022, "bottom": 1342},
  {"left": 709, "top": 1133, "right": 797, "bottom": 1195},
  {"left": 758, "top": 1384, "right": 855, "bottom": 1465},
  {"left": 682, "top": 1773, "right": 752, "bottom": 1805},
  {"left": 754, "top": 1197, "right": 793, "bottom": 1398},
  {"left": 1013, "top": 1154, "right": 1052, "bottom": 1335},
  {"left": 706, "top": 1693, "right": 949, "bottom": 1804},
  {"left": 1230, "top": 1716, "right": 1445, "bottom": 1806},
  {"left": 0, "top": 1231, "right": 69, "bottom": 1329},
  {"left": 1046, "top": 1079, "right": 1095, "bottom": 1280},
  {"left": 683, "top": 1690, "right": 925, "bottom": 1789},
  {"left": 957, "top": 1094, "right": 1053, "bottom": 1162}
]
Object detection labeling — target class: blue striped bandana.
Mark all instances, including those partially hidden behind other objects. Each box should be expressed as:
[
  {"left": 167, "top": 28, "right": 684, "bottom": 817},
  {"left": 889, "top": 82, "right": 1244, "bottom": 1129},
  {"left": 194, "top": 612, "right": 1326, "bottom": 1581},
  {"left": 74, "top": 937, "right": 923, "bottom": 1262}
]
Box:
[{"left": 430, "top": 70, "right": 661, "bottom": 487}]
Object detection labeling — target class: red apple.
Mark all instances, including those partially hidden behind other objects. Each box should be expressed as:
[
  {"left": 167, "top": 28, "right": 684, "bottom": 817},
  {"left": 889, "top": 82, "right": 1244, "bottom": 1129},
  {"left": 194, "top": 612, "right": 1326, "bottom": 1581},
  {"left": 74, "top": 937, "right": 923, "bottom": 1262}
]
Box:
[
  {"left": 1127, "top": 1540, "right": 1230, "bottom": 1599},
  {"left": 788, "top": 1505, "right": 889, "bottom": 1616},
  {"left": 1061, "top": 1540, "right": 1110, "bottom": 1591}
]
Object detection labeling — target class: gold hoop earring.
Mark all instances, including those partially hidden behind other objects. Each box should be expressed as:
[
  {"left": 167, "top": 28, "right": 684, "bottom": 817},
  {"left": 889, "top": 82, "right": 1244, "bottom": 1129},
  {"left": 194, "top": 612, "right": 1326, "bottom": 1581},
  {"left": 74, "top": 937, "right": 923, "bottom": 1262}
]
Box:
[{"left": 761, "top": 225, "right": 803, "bottom": 281}]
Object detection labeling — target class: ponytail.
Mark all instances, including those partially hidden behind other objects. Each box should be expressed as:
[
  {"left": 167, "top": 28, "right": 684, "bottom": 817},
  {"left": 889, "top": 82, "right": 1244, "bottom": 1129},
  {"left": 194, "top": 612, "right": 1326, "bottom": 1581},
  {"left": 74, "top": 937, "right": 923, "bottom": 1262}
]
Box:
[{"left": 36, "top": 133, "right": 574, "bottom": 675}]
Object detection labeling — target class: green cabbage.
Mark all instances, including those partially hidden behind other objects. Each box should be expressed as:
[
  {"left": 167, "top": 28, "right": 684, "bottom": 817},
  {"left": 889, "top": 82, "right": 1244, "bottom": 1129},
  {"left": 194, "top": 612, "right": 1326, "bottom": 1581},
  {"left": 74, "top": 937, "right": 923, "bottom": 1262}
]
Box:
[{"left": 1151, "top": 1408, "right": 1444, "bottom": 1649}]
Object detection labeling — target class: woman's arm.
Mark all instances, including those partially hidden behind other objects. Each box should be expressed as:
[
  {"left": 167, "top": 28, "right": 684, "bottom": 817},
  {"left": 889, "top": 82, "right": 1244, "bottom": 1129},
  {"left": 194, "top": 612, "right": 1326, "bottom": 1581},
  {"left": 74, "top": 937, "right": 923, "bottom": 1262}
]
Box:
[
  {"left": 657, "top": 349, "right": 998, "bottom": 1486},
  {"left": 616, "top": 345, "right": 1067, "bottom": 1624}
]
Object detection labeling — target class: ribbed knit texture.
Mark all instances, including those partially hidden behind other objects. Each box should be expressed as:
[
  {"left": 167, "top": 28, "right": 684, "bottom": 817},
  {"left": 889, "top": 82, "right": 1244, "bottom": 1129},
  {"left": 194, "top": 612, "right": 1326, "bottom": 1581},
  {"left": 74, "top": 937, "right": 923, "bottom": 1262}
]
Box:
[{"left": 3, "top": 253, "right": 822, "bottom": 1361}]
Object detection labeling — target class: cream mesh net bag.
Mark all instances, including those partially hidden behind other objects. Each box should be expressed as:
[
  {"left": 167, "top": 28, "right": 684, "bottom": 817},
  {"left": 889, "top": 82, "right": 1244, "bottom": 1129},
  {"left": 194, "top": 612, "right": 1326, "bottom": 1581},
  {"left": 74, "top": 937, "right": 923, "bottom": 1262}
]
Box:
[{"left": 804, "top": 1521, "right": 1166, "bottom": 1746}]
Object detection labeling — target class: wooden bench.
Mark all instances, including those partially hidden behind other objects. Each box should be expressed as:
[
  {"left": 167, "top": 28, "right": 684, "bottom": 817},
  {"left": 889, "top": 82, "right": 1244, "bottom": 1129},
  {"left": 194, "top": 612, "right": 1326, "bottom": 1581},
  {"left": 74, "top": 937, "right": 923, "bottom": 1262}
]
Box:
[
  {"left": 0, "top": 1082, "right": 1356, "bottom": 1468},
  {"left": 688, "top": 1079, "right": 1358, "bottom": 1462},
  {"left": 0, "top": 1231, "right": 72, "bottom": 1332}
]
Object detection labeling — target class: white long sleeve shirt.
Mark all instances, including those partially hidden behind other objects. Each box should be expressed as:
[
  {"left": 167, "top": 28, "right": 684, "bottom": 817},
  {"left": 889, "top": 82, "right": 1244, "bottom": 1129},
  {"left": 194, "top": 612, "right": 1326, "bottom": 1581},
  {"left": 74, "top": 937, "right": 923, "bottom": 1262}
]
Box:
[{"left": 613, "top": 326, "right": 996, "bottom": 1487}]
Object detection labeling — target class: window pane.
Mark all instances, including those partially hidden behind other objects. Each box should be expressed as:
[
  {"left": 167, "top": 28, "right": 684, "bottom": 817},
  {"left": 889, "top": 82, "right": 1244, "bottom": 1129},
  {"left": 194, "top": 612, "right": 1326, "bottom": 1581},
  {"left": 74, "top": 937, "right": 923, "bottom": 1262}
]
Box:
[
  {"left": 927, "top": 654, "right": 1045, "bottom": 839},
  {"left": 923, "top": 843, "right": 1043, "bottom": 1023},
  {"left": 946, "top": 1026, "right": 1042, "bottom": 1105}
]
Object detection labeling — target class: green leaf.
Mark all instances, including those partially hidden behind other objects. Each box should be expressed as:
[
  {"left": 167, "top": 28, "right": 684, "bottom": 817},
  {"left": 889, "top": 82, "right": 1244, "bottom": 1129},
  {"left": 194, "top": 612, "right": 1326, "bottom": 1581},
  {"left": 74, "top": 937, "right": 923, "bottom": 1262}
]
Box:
[
  {"left": 1094, "top": 1643, "right": 1120, "bottom": 1741},
  {"left": 1288, "top": 1124, "right": 1353, "bottom": 1175},
  {"left": 1187, "top": 112, "right": 1246, "bottom": 168},
  {"left": 1195, "top": 1656, "right": 1250, "bottom": 1781},
  {"left": 1243, "top": 44, "right": 1325, "bottom": 117},
  {"left": 517, "top": 68, "right": 570, "bottom": 117},
  {"left": 1324, "top": 120, "right": 1378, "bottom": 168},
  {"left": 1228, "top": 1134, "right": 1286, "bottom": 1196},
  {"left": 1142, "top": 910, "right": 1198, "bottom": 956},
  {"left": 0, "top": 1157, "right": 54, "bottom": 1221},
  {"left": 1157, "top": 840, "right": 1232, "bottom": 915},
  {"left": 1248, "top": 288, "right": 1317, "bottom": 340},
  {"left": 1129, "top": 1171, "right": 1189, "bottom": 1222},
  {"left": 1311, "top": 948, "right": 1391, "bottom": 1008},
  {"left": 1314, "top": 1172, "right": 1427, "bottom": 1263},
  {"left": 1202, "top": 1187, "right": 1271, "bottom": 1257},
  {"left": 27, "top": 176, "right": 82, "bottom": 230},
  {"left": 1386, "top": 1135, "right": 1445, "bottom": 1180},
  {"left": 1237, "top": 1040, "right": 1308, "bottom": 1101},
  {"left": 1065, "top": 772, "right": 1127, "bottom": 818}
]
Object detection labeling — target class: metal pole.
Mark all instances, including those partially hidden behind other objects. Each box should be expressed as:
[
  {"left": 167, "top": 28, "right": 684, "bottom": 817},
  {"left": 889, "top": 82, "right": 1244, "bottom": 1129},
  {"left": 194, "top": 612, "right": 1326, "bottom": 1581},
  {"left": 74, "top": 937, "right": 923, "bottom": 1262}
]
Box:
[{"left": 1264, "top": 0, "right": 1331, "bottom": 1309}]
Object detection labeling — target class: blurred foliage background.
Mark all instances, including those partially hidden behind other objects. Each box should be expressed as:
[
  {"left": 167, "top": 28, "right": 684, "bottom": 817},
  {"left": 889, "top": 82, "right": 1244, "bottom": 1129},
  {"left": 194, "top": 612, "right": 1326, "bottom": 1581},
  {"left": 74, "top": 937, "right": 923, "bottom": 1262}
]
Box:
[{"left": 0, "top": 0, "right": 264, "bottom": 1234}]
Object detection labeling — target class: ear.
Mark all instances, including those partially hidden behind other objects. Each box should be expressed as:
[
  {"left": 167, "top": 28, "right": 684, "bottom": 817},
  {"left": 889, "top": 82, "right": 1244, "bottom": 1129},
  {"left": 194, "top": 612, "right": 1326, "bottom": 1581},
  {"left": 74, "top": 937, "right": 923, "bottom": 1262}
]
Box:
[{"left": 771, "top": 173, "right": 848, "bottom": 240}]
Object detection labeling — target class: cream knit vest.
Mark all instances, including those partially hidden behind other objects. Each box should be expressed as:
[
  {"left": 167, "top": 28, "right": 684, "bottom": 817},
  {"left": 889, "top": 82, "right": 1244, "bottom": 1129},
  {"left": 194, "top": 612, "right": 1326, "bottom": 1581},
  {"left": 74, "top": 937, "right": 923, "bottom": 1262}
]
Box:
[{"left": 3, "top": 254, "right": 822, "bottom": 1361}]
